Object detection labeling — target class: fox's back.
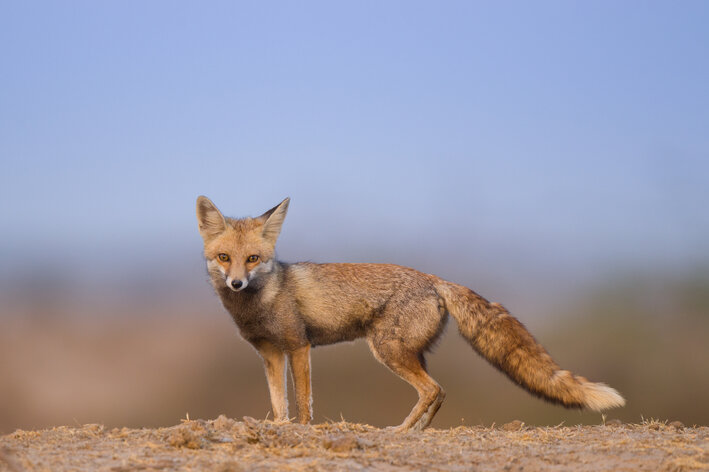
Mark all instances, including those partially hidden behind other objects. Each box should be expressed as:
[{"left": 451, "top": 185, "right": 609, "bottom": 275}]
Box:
[{"left": 286, "top": 262, "right": 440, "bottom": 346}]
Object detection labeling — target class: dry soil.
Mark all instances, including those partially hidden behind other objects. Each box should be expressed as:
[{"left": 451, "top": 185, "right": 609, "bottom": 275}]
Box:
[{"left": 1, "top": 417, "right": 708, "bottom": 471}]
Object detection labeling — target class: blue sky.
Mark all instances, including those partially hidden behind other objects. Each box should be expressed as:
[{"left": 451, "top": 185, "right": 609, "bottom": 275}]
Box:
[{"left": 1, "top": 1, "right": 708, "bottom": 289}]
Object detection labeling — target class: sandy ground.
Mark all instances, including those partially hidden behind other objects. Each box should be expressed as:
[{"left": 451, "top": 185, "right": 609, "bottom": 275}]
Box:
[{"left": 1, "top": 417, "right": 707, "bottom": 472}]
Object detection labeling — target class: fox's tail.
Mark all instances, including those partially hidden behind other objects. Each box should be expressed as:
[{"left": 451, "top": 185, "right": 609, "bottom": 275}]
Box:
[{"left": 436, "top": 281, "right": 625, "bottom": 411}]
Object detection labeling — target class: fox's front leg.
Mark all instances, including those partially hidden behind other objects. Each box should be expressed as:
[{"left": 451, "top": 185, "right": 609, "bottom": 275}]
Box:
[
  {"left": 255, "top": 341, "right": 288, "bottom": 422},
  {"left": 288, "top": 345, "right": 313, "bottom": 424}
]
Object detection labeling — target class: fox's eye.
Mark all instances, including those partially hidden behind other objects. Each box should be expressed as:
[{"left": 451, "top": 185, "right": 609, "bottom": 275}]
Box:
[
  {"left": 218, "top": 253, "right": 230, "bottom": 262},
  {"left": 247, "top": 255, "right": 259, "bottom": 263}
]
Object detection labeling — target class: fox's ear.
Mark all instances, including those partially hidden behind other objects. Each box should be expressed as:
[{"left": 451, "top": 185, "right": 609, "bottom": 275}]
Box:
[
  {"left": 259, "top": 197, "right": 290, "bottom": 246},
  {"left": 196, "top": 196, "right": 227, "bottom": 240}
]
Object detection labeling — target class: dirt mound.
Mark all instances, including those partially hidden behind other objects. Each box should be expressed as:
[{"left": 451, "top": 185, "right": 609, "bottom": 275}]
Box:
[{"left": 1, "top": 417, "right": 708, "bottom": 471}]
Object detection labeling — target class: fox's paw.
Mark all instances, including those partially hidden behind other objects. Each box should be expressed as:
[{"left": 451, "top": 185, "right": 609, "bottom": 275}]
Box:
[
  {"left": 383, "top": 425, "right": 409, "bottom": 433},
  {"left": 269, "top": 417, "right": 292, "bottom": 425}
]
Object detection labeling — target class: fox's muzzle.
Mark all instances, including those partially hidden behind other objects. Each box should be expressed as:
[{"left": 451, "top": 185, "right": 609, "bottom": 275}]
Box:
[{"left": 226, "top": 276, "right": 248, "bottom": 292}]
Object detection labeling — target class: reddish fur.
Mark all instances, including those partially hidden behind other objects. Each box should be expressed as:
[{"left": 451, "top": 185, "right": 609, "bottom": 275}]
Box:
[{"left": 196, "top": 197, "right": 625, "bottom": 430}]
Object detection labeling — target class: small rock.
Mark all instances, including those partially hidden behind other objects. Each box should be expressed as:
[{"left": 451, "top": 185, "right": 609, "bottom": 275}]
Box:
[
  {"left": 167, "top": 423, "right": 208, "bottom": 449},
  {"left": 213, "top": 415, "right": 236, "bottom": 431},
  {"left": 501, "top": 420, "right": 524, "bottom": 432},
  {"left": 604, "top": 419, "right": 623, "bottom": 427},
  {"left": 215, "top": 462, "right": 244, "bottom": 472},
  {"left": 242, "top": 416, "right": 260, "bottom": 427},
  {"left": 324, "top": 434, "right": 359, "bottom": 452},
  {"left": 357, "top": 438, "right": 376, "bottom": 449},
  {"left": 82, "top": 424, "right": 105, "bottom": 434},
  {"left": 669, "top": 421, "right": 685, "bottom": 430}
]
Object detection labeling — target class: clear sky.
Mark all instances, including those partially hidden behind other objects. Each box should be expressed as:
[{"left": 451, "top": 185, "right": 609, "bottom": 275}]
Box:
[{"left": 1, "top": 1, "right": 708, "bottom": 290}]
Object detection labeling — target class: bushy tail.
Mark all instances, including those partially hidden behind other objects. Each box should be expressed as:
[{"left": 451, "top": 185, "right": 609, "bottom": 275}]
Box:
[{"left": 437, "top": 282, "right": 625, "bottom": 411}]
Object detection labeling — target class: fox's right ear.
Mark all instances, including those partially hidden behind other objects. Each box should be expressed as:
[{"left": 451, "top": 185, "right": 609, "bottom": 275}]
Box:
[{"left": 196, "top": 196, "right": 227, "bottom": 240}]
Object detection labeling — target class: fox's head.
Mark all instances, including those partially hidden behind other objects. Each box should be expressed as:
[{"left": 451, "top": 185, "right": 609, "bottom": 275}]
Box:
[{"left": 196, "top": 196, "right": 290, "bottom": 292}]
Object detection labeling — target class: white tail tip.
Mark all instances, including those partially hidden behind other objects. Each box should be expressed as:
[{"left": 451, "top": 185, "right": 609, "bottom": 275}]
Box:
[{"left": 583, "top": 382, "right": 626, "bottom": 411}]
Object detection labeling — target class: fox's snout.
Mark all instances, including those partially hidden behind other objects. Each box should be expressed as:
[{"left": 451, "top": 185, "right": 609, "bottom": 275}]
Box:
[{"left": 226, "top": 276, "right": 248, "bottom": 292}]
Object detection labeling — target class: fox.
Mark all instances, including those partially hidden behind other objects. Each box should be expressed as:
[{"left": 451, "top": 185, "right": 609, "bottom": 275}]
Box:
[{"left": 196, "top": 196, "right": 625, "bottom": 431}]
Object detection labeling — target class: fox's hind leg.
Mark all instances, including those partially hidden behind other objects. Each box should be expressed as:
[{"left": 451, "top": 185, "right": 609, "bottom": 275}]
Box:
[
  {"left": 368, "top": 341, "right": 445, "bottom": 431},
  {"left": 367, "top": 291, "right": 448, "bottom": 430}
]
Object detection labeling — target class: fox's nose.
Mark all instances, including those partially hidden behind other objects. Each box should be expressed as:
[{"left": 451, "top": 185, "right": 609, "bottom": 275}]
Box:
[{"left": 231, "top": 279, "right": 243, "bottom": 289}]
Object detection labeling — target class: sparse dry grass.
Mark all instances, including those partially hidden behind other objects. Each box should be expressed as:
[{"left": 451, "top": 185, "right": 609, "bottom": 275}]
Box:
[{"left": 2, "top": 417, "right": 708, "bottom": 471}]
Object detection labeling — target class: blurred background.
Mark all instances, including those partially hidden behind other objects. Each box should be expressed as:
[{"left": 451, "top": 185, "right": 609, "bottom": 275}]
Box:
[{"left": 1, "top": 1, "right": 708, "bottom": 433}]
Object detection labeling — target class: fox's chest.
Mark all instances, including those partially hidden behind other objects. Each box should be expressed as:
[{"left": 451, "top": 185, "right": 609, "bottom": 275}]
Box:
[
  {"left": 216, "top": 287, "right": 307, "bottom": 347},
  {"left": 218, "top": 287, "right": 268, "bottom": 325}
]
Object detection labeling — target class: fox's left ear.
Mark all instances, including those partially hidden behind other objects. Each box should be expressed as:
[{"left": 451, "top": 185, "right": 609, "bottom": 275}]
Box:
[{"left": 259, "top": 197, "right": 290, "bottom": 246}]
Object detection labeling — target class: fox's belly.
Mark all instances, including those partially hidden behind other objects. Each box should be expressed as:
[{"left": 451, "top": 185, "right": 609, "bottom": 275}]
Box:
[
  {"left": 303, "top": 320, "right": 367, "bottom": 346},
  {"left": 299, "top": 308, "right": 373, "bottom": 346}
]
